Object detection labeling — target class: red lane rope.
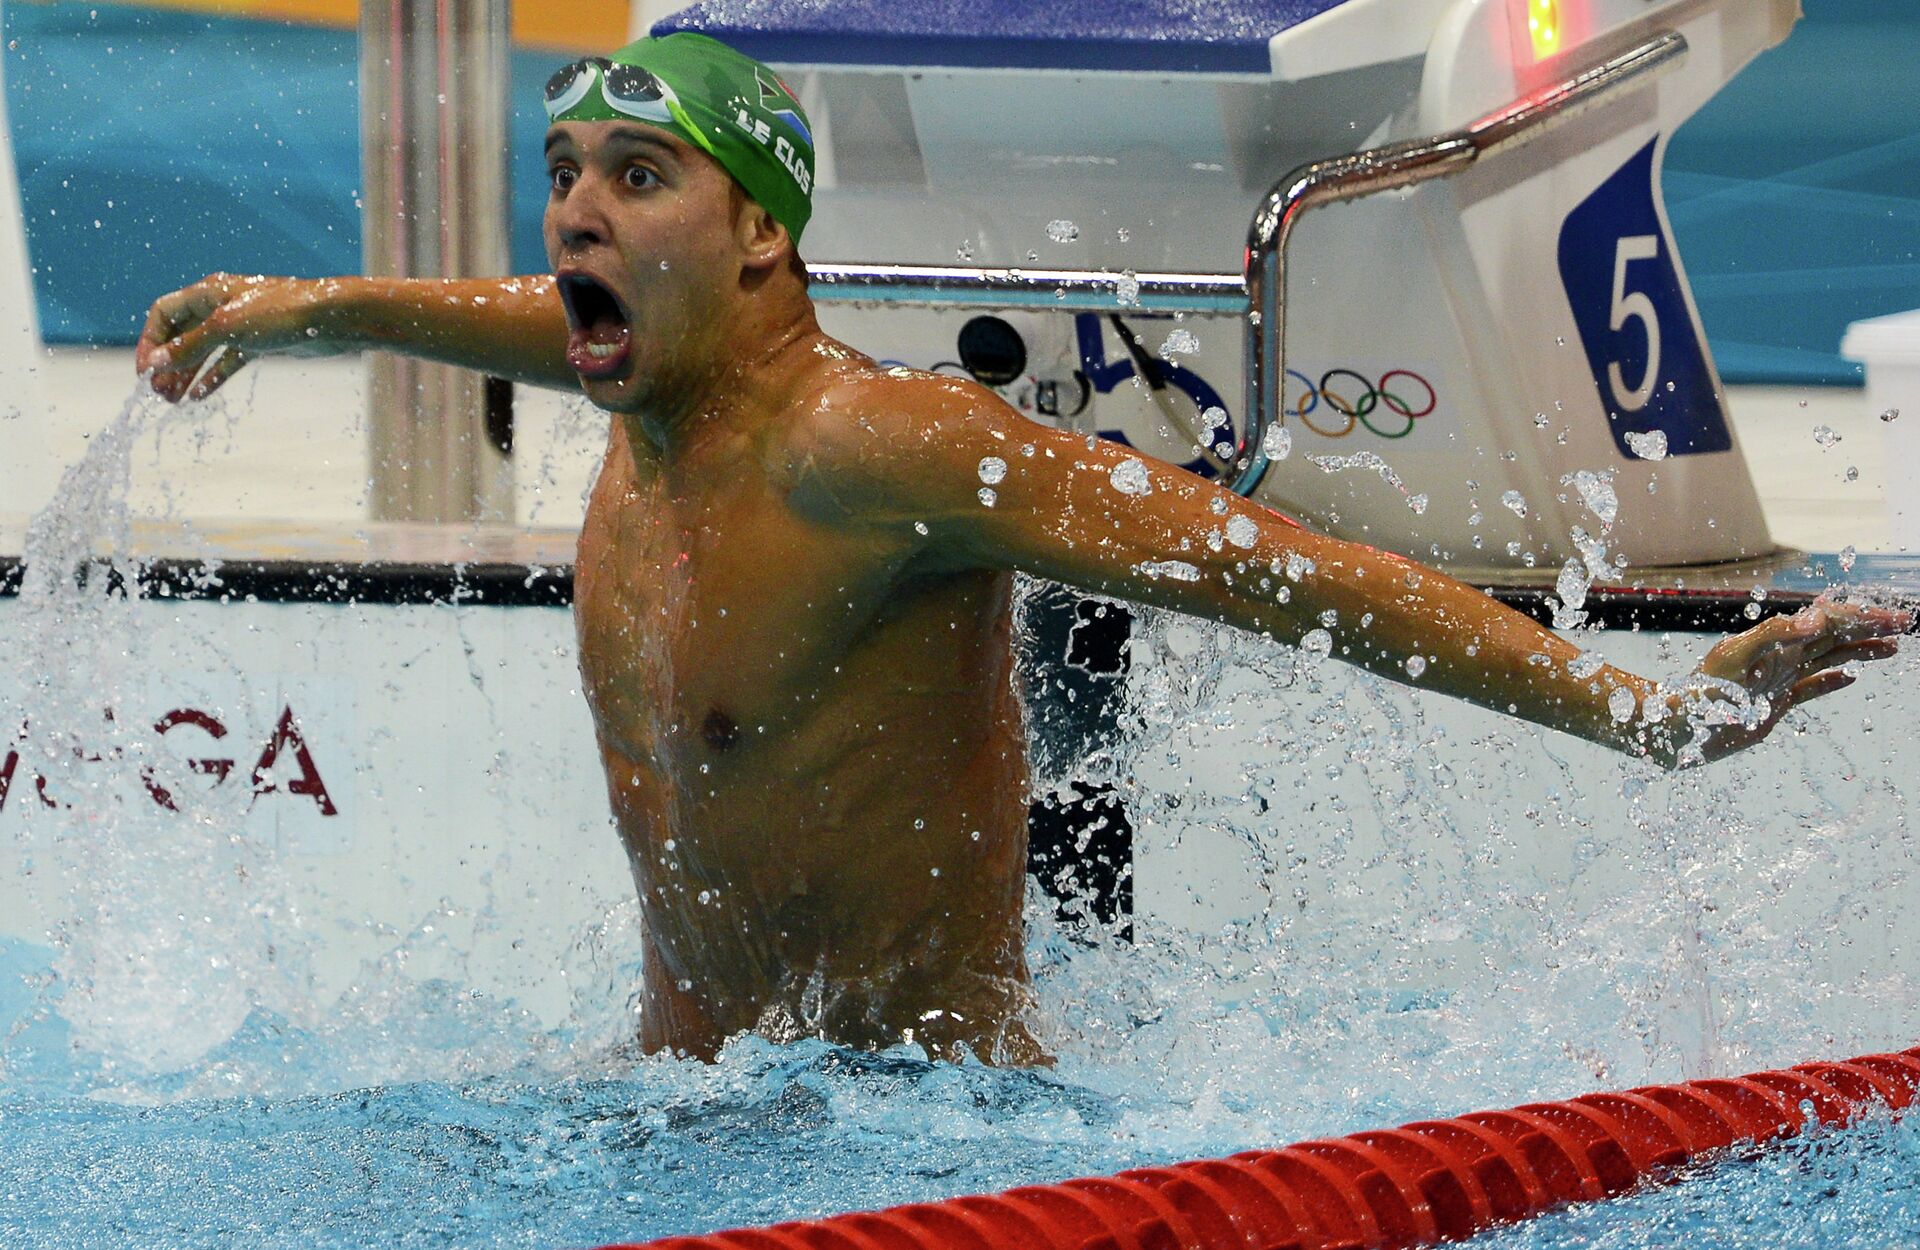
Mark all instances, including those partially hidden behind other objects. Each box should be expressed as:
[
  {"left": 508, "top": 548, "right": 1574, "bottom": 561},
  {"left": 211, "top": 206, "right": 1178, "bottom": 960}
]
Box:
[{"left": 599, "top": 1046, "right": 1920, "bottom": 1250}]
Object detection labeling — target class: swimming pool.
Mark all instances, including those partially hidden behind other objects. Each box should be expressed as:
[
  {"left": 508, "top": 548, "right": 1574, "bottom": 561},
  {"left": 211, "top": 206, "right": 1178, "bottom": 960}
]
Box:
[{"left": 4, "top": 392, "right": 1918, "bottom": 1249}]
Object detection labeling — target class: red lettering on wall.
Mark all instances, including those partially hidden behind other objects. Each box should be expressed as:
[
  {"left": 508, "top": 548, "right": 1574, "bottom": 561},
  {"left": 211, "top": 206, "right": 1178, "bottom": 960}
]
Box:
[
  {"left": 250, "top": 705, "right": 339, "bottom": 816},
  {"left": 0, "top": 724, "right": 57, "bottom": 813},
  {"left": 0, "top": 706, "right": 339, "bottom": 819},
  {"left": 147, "top": 708, "right": 235, "bottom": 811}
]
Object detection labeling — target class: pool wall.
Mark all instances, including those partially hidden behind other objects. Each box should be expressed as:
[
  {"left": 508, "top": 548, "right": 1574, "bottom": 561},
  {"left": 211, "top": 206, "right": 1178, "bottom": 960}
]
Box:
[{"left": 1, "top": 561, "right": 1913, "bottom": 1078}]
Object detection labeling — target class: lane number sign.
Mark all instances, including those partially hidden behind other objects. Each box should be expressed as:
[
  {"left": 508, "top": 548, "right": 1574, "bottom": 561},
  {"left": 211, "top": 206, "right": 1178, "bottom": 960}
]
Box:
[{"left": 1557, "top": 140, "right": 1730, "bottom": 458}]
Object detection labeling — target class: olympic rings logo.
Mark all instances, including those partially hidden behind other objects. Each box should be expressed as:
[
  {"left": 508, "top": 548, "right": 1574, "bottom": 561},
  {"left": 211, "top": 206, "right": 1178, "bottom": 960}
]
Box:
[{"left": 1287, "top": 368, "right": 1438, "bottom": 440}]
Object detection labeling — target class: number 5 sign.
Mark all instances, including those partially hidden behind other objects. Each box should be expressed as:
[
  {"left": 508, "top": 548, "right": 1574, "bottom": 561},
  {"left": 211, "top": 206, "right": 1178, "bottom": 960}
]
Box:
[{"left": 1557, "top": 140, "right": 1730, "bottom": 458}]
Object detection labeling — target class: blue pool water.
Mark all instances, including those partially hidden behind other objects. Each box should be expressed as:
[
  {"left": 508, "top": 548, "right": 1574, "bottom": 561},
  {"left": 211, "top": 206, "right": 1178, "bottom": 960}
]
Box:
[{"left": 6, "top": 1019, "right": 1920, "bottom": 1249}]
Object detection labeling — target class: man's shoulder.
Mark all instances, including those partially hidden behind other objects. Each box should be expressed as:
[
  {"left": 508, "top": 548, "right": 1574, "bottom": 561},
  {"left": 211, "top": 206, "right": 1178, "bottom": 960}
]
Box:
[
  {"left": 783, "top": 360, "right": 1009, "bottom": 475},
  {"left": 802, "top": 359, "right": 999, "bottom": 434},
  {"left": 775, "top": 356, "right": 1024, "bottom": 521}
]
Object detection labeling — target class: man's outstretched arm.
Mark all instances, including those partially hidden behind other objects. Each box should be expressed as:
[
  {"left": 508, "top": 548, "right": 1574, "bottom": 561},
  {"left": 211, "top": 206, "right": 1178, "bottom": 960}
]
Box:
[
  {"left": 136, "top": 273, "right": 578, "bottom": 401},
  {"left": 802, "top": 374, "right": 1907, "bottom": 768}
]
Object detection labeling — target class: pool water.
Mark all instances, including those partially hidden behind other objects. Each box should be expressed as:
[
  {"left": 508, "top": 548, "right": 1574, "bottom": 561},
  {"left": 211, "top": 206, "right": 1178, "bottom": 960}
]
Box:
[
  {"left": 4, "top": 392, "right": 1919, "bottom": 1249},
  {"left": 7, "top": 1019, "right": 1920, "bottom": 1249}
]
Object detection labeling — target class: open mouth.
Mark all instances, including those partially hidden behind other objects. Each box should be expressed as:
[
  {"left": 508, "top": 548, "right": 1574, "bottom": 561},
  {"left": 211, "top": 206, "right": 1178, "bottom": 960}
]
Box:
[{"left": 557, "top": 272, "right": 633, "bottom": 379}]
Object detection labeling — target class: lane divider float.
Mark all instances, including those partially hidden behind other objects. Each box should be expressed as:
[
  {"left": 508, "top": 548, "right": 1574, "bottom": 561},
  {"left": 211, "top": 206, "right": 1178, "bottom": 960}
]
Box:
[{"left": 597, "top": 1046, "right": 1920, "bottom": 1250}]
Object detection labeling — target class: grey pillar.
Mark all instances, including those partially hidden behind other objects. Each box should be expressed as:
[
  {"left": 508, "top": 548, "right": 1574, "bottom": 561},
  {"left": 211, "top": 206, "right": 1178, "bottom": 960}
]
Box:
[{"left": 360, "top": 0, "right": 514, "bottom": 523}]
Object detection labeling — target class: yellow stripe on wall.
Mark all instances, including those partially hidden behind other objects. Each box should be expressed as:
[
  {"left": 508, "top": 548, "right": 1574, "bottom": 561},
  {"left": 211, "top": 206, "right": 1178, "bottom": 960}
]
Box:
[{"left": 118, "top": 0, "right": 630, "bottom": 51}]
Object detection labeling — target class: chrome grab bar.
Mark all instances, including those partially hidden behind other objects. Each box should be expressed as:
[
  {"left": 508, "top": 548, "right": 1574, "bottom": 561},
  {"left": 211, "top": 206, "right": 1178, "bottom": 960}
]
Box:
[
  {"left": 804, "top": 30, "right": 1689, "bottom": 497},
  {"left": 805, "top": 265, "right": 1245, "bottom": 316},
  {"left": 1237, "top": 30, "right": 1688, "bottom": 494}
]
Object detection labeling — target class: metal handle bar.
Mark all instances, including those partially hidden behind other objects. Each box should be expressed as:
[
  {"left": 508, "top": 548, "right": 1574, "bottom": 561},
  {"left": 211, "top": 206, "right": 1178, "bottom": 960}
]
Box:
[
  {"left": 1237, "top": 30, "right": 1687, "bottom": 493},
  {"left": 804, "top": 30, "right": 1688, "bottom": 496}
]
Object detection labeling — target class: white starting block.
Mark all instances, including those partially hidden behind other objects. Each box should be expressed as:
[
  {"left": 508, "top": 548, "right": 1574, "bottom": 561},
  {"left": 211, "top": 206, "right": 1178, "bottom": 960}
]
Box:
[
  {"left": 0, "top": 25, "right": 45, "bottom": 441},
  {"left": 660, "top": 0, "right": 1798, "bottom": 572}
]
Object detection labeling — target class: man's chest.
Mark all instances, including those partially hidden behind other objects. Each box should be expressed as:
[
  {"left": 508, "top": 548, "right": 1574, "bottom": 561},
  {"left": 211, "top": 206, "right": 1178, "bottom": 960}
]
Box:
[{"left": 572, "top": 467, "right": 904, "bottom": 749}]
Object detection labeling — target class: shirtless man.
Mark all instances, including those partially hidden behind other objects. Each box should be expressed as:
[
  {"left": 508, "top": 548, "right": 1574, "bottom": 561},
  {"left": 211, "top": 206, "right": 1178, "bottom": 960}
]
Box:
[{"left": 135, "top": 34, "right": 1909, "bottom": 1065}]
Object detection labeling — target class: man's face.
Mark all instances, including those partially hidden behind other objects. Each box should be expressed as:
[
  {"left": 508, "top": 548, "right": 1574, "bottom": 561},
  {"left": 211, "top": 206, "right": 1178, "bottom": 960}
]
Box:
[{"left": 542, "top": 120, "right": 745, "bottom": 415}]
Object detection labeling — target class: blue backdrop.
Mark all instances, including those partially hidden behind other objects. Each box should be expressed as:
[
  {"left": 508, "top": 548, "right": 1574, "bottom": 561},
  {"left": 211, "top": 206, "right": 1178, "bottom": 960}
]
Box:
[{"left": 5, "top": 1, "right": 1915, "bottom": 385}]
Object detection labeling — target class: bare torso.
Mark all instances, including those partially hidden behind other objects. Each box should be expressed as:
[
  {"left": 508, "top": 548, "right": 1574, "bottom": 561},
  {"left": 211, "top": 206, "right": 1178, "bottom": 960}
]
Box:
[{"left": 574, "top": 345, "right": 1044, "bottom": 1063}]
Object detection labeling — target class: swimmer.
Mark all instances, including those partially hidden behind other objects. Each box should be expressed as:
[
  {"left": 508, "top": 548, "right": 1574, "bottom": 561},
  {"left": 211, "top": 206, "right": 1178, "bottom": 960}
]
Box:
[{"left": 134, "top": 33, "right": 1910, "bottom": 1065}]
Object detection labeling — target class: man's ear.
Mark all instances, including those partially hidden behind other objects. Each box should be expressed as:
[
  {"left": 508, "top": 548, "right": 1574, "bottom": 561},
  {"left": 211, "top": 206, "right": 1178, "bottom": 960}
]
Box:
[{"left": 735, "top": 198, "right": 790, "bottom": 274}]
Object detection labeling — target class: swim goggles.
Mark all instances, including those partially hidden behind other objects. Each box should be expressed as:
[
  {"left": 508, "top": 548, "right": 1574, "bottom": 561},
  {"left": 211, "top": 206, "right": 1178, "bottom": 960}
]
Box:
[{"left": 543, "top": 57, "right": 676, "bottom": 124}]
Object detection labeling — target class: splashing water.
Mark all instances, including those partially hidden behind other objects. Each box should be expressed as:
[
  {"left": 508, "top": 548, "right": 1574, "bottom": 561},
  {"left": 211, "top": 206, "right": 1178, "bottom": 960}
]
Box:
[
  {"left": 4, "top": 385, "right": 1919, "bottom": 1247},
  {"left": 1107, "top": 458, "right": 1152, "bottom": 497},
  {"left": 1562, "top": 468, "right": 1619, "bottom": 526},
  {"left": 1625, "top": 429, "right": 1669, "bottom": 461},
  {"left": 1263, "top": 424, "right": 1292, "bottom": 462},
  {"left": 1160, "top": 328, "right": 1198, "bottom": 357}
]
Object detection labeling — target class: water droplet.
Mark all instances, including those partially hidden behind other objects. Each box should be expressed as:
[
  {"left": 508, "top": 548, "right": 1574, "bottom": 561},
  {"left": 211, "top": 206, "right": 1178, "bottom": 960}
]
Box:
[
  {"left": 977, "top": 487, "right": 997, "bottom": 508},
  {"left": 1299, "top": 628, "right": 1333, "bottom": 661},
  {"left": 1407, "top": 494, "right": 1429, "bottom": 515},
  {"left": 1608, "top": 687, "right": 1637, "bottom": 723},
  {"left": 1881, "top": 407, "right": 1901, "bottom": 423},
  {"left": 1114, "top": 270, "right": 1140, "bottom": 307},
  {"left": 977, "top": 456, "right": 1007, "bottom": 485},
  {"left": 1263, "top": 425, "right": 1292, "bottom": 461},
  {"left": 1046, "top": 219, "right": 1079, "bottom": 243},
  {"left": 1845, "top": 465, "right": 1860, "bottom": 482},
  {"left": 1404, "top": 655, "right": 1427, "bottom": 679},
  {"left": 1161, "top": 328, "right": 1199, "bottom": 356},
  {"left": 1226, "top": 515, "right": 1259, "bottom": 549},
  {"left": 914, "top": 521, "right": 929, "bottom": 535},
  {"left": 1499, "top": 489, "right": 1529, "bottom": 518},
  {"left": 1744, "top": 602, "right": 1762, "bottom": 619},
  {"left": 1108, "top": 458, "right": 1152, "bottom": 496},
  {"left": 697, "top": 889, "right": 712, "bottom": 904},
  {"left": 1562, "top": 469, "right": 1618, "bottom": 525},
  {"left": 1624, "top": 429, "right": 1668, "bottom": 460},
  {"left": 1839, "top": 545, "right": 1857, "bottom": 573},
  {"left": 1813, "top": 424, "right": 1841, "bottom": 449},
  {"left": 1136, "top": 559, "right": 1201, "bottom": 582}
]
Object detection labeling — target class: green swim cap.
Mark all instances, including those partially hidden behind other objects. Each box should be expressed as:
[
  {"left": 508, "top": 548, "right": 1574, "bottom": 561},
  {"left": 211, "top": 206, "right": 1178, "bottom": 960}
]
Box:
[{"left": 543, "top": 33, "right": 816, "bottom": 244}]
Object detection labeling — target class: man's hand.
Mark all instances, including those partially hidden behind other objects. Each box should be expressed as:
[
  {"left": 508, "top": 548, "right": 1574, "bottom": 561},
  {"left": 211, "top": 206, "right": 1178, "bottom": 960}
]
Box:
[
  {"left": 137, "top": 273, "right": 345, "bottom": 402},
  {"left": 1672, "top": 598, "right": 1911, "bottom": 766}
]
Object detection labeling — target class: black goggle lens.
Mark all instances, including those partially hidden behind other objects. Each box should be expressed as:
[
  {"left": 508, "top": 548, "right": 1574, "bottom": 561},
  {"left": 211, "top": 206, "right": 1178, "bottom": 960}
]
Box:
[
  {"left": 604, "top": 63, "right": 665, "bottom": 105},
  {"left": 544, "top": 57, "right": 611, "bottom": 103}
]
